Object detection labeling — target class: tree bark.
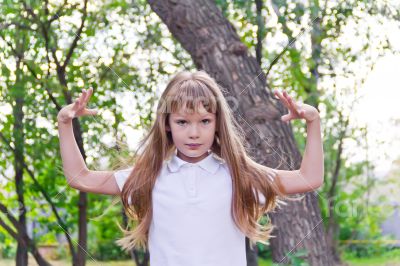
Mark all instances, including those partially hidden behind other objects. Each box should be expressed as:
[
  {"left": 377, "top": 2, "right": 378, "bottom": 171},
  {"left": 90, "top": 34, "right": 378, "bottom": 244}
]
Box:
[
  {"left": 13, "top": 53, "right": 28, "bottom": 266},
  {"left": 0, "top": 26, "right": 78, "bottom": 265},
  {"left": 62, "top": 84, "right": 88, "bottom": 266},
  {"left": 254, "top": 0, "right": 264, "bottom": 66},
  {"left": 0, "top": 203, "right": 52, "bottom": 266},
  {"left": 21, "top": 0, "right": 90, "bottom": 264},
  {"left": 146, "top": 0, "right": 333, "bottom": 265},
  {"left": 326, "top": 114, "right": 348, "bottom": 264},
  {"left": 54, "top": 3, "right": 89, "bottom": 261}
]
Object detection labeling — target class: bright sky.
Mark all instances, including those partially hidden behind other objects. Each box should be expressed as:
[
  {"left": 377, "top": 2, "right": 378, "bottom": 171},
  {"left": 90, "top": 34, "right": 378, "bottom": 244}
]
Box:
[
  {"left": 114, "top": 53, "right": 400, "bottom": 178},
  {"left": 1, "top": 3, "right": 400, "bottom": 181},
  {"left": 116, "top": 53, "right": 400, "bottom": 180},
  {"left": 347, "top": 54, "right": 400, "bottom": 178}
]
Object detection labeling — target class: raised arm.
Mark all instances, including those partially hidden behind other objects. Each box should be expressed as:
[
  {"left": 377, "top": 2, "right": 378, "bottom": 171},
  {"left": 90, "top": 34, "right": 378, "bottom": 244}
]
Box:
[
  {"left": 57, "top": 88, "right": 121, "bottom": 195},
  {"left": 268, "top": 90, "right": 324, "bottom": 195}
]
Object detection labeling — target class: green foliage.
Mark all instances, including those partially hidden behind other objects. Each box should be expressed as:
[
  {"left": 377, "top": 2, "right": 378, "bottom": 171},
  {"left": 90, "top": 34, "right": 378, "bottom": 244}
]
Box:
[
  {"left": 216, "top": 0, "right": 399, "bottom": 264},
  {"left": 283, "top": 249, "right": 309, "bottom": 266},
  {"left": 0, "top": 0, "right": 192, "bottom": 261},
  {"left": 87, "top": 195, "right": 130, "bottom": 260},
  {"left": 0, "top": 0, "right": 398, "bottom": 263}
]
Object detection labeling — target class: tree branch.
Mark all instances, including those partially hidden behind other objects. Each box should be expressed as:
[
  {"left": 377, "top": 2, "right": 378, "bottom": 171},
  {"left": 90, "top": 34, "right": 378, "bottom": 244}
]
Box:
[
  {"left": 255, "top": 0, "right": 264, "bottom": 66},
  {"left": 62, "top": 0, "right": 89, "bottom": 70},
  {"left": 0, "top": 131, "right": 77, "bottom": 259},
  {"left": 0, "top": 202, "right": 52, "bottom": 266},
  {"left": 0, "top": 22, "right": 35, "bottom": 31}
]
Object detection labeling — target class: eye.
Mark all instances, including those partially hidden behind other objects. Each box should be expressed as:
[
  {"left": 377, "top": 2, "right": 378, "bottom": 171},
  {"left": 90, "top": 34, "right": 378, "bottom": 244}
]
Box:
[
  {"left": 202, "top": 119, "right": 211, "bottom": 125},
  {"left": 176, "top": 120, "right": 187, "bottom": 126}
]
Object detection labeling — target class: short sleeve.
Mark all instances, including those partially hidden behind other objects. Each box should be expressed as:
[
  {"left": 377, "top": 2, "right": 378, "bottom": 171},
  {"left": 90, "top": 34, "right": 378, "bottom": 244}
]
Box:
[
  {"left": 253, "top": 188, "right": 266, "bottom": 205},
  {"left": 114, "top": 167, "right": 134, "bottom": 191},
  {"left": 259, "top": 192, "right": 266, "bottom": 205}
]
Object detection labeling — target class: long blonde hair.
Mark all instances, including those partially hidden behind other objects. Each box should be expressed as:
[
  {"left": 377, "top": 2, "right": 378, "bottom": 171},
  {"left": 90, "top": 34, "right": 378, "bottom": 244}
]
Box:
[{"left": 116, "top": 70, "right": 290, "bottom": 251}]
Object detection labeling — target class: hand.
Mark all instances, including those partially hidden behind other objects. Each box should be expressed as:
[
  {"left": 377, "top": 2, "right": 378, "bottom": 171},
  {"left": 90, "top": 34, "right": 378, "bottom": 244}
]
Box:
[
  {"left": 274, "top": 89, "right": 319, "bottom": 123},
  {"left": 57, "top": 87, "right": 99, "bottom": 124}
]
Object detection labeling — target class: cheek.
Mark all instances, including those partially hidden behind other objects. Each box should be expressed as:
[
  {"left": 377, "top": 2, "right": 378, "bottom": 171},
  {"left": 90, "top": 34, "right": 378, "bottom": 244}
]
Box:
[
  {"left": 207, "top": 126, "right": 217, "bottom": 139},
  {"left": 169, "top": 125, "right": 184, "bottom": 139}
]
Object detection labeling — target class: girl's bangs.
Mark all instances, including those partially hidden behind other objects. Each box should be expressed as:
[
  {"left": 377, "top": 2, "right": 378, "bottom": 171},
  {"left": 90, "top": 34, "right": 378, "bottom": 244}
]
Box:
[{"left": 161, "top": 80, "right": 218, "bottom": 114}]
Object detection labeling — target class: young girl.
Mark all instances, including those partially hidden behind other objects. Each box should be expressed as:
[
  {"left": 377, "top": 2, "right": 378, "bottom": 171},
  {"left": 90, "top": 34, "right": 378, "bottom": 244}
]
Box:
[{"left": 57, "top": 70, "right": 323, "bottom": 266}]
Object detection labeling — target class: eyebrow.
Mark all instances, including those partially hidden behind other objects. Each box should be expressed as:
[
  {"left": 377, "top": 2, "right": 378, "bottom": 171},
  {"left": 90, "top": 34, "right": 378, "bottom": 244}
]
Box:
[{"left": 174, "top": 113, "right": 214, "bottom": 118}]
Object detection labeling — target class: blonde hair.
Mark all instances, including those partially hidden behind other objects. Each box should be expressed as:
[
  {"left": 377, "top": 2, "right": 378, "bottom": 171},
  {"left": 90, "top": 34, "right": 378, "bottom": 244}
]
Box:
[{"left": 116, "top": 70, "right": 291, "bottom": 251}]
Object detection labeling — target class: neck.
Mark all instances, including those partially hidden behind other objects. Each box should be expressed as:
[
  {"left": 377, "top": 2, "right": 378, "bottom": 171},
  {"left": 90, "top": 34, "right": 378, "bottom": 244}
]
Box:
[{"left": 176, "top": 150, "right": 210, "bottom": 163}]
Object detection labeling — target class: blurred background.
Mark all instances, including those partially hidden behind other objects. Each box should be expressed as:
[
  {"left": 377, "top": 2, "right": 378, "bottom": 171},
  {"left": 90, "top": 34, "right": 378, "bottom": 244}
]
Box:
[{"left": 0, "top": 0, "right": 399, "bottom": 265}]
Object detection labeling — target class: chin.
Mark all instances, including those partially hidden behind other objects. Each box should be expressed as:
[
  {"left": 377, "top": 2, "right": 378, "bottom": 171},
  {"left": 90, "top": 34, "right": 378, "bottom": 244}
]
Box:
[
  {"left": 179, "top": 148, "right": 209, "bottom": 158},
  {"left": 184, "top": 151, "right": 205, "bottom": 158}
]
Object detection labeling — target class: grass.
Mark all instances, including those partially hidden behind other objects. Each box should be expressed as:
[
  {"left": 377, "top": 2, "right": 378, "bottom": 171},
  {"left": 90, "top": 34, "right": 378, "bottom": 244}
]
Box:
[
  {"left": 0, "top": 249, "right": 399, "bottom": 266},
  {"left": 258, "top": 258, "right": 273, "bottom": 266},
  {"left": 257, "top": 248, "right": 400, "bottom": 266},
  {"left": 0, "top": 260, "right": 133, "bottom": 266},
  {"left": 342, "top": 248, "right": 400, "bottom": 266},
  {"left": 345, "top": 257, "right": 400, "bottom": 266}
]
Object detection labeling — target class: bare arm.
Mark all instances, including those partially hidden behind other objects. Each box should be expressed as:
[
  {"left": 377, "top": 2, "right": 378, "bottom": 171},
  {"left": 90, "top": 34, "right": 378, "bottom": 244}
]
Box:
[
  {"left": 271, "top": 117, "right": 324, "bottom": 195},
  {"left": 269, "top": 90, "right": 324, "bottom": 195},
  {"left": 57, "top": 88, "right": 121, "bottom": 195}
]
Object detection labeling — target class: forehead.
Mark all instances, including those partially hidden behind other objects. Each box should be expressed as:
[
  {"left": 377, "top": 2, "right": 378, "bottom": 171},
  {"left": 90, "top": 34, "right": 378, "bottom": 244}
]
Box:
[{"left": 171, "top": 106, "right": 215, "bottom": 117}]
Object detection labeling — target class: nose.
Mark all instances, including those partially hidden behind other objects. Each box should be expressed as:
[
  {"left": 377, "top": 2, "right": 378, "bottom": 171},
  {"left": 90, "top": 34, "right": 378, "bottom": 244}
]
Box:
[{"left": 188, "top": 123, "right": 200, "bottom": 139}]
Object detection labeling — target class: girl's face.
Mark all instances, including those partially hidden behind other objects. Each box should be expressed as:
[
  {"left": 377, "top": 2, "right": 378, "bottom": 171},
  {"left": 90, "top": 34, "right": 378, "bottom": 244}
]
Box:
[{"left": 167, "top": 105, "right": 217, "bottom": 163}]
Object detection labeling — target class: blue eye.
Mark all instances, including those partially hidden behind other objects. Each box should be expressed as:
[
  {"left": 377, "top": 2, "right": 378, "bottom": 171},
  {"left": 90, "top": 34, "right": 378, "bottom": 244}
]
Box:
[{"left": 202, "top": 119, "right": 211, "bottom": 124}]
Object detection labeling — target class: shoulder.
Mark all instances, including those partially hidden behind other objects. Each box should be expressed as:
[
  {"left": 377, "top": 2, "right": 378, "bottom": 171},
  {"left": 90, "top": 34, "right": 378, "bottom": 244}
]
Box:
[
  {"left": 114, "top": 166, "right": 134, "bottom": 191},
  {"left": 114, "top": 166, "right": 134, "bottom": 178}
]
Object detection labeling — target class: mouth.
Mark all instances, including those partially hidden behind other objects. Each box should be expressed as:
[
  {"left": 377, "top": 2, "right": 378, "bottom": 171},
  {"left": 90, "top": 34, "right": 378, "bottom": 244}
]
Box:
[{"left": 186, "top": 143, "right": 201, "bottom": 148}]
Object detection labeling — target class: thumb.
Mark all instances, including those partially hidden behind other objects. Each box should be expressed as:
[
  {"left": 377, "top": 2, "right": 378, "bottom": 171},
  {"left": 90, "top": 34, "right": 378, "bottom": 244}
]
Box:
[
  {"left": 84, "top": 108, "right": 99, "bottom": 116},
  {"left": 281, "top": 114, "right": 291, "bottom": 122}
]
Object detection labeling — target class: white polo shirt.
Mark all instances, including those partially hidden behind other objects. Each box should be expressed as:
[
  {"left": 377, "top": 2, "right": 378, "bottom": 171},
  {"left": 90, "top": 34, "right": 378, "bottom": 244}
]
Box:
[{"left": 114, "top": 152, "right": 247, "bottom": 266}]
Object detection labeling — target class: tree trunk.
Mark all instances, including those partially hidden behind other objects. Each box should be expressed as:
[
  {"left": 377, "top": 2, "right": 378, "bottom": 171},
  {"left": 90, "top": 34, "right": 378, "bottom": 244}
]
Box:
[
  {"left": 13, "top": 56, "right": 28, "bottom": 266},
  {"left": 122, "top": 209, "right": 150, "bottom": 266},
  {"left": 71, "top": 104, "right": 88, "bottom": 266},
  {"left": 0, "top": 203, "right": 52, "bottom": 266},
  {"left": 58, "top": 58, "right": 88, "bottom": 266},
  {"left": 51, "top": 0, "right": 89, "bottom": 263},
  {"left": 326, "top": 115, "right": 348, "bottom": 264},
  {"left": 146, "top": 0, "right": 333, "bottom": 265},
  {"left": 0, "top": 18, "right": 78, "bottom": 262}
]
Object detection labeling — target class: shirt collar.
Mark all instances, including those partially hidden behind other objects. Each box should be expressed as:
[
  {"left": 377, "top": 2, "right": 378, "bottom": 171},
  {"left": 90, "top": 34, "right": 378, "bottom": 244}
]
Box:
[{"left": 167, "top": 151, "right": 225, "bottom": 174}]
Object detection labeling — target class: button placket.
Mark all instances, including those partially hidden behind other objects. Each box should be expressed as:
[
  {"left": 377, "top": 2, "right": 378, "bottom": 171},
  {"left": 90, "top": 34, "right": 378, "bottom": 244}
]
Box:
[{"left": 188, "top": 165, "right": 197, "bottom": 197}]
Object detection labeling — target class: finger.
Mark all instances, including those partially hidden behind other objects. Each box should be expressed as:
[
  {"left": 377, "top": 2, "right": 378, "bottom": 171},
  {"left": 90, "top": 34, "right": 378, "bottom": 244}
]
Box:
[
  {"left": 72, "top": 98, "right": 80, "bottom": 111},
  {"left": 283, "top": 91, "right": 301, "bottom": 114},
  {"left": 274, "top": 90, "right": 290, "bottom": 108},
  {"left": 84, "top": 87, "right": 93, "bottom": 103},
  {"left": 80, "top": 89, "right": 87, "bottom": 105},
  {"left": 281, "top": 113, "right": 292, "bottom": 122},
  {"left": 83, "top": 108, "right": 98, "bottom": 116},
  {"left": 273, "top": 89, "right": 280, "bottom": 99},
  {"left": 68, "top": 110, "right": 75, "bottom": 119},
  {"left": 283, "top": 91, "right": 293, "bottom": 105},
  {"left": 283, "top": 91, "right": 295, "bottom": 108}
]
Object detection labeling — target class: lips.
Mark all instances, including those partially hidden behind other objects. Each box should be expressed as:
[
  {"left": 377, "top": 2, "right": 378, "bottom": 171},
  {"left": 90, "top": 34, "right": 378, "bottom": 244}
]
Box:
[
  {"left": 186, "top": 144, "right": 201, "bottom": 147},
  {"left": 186, "top": 144, "right": 201, "bottom": 149}
]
